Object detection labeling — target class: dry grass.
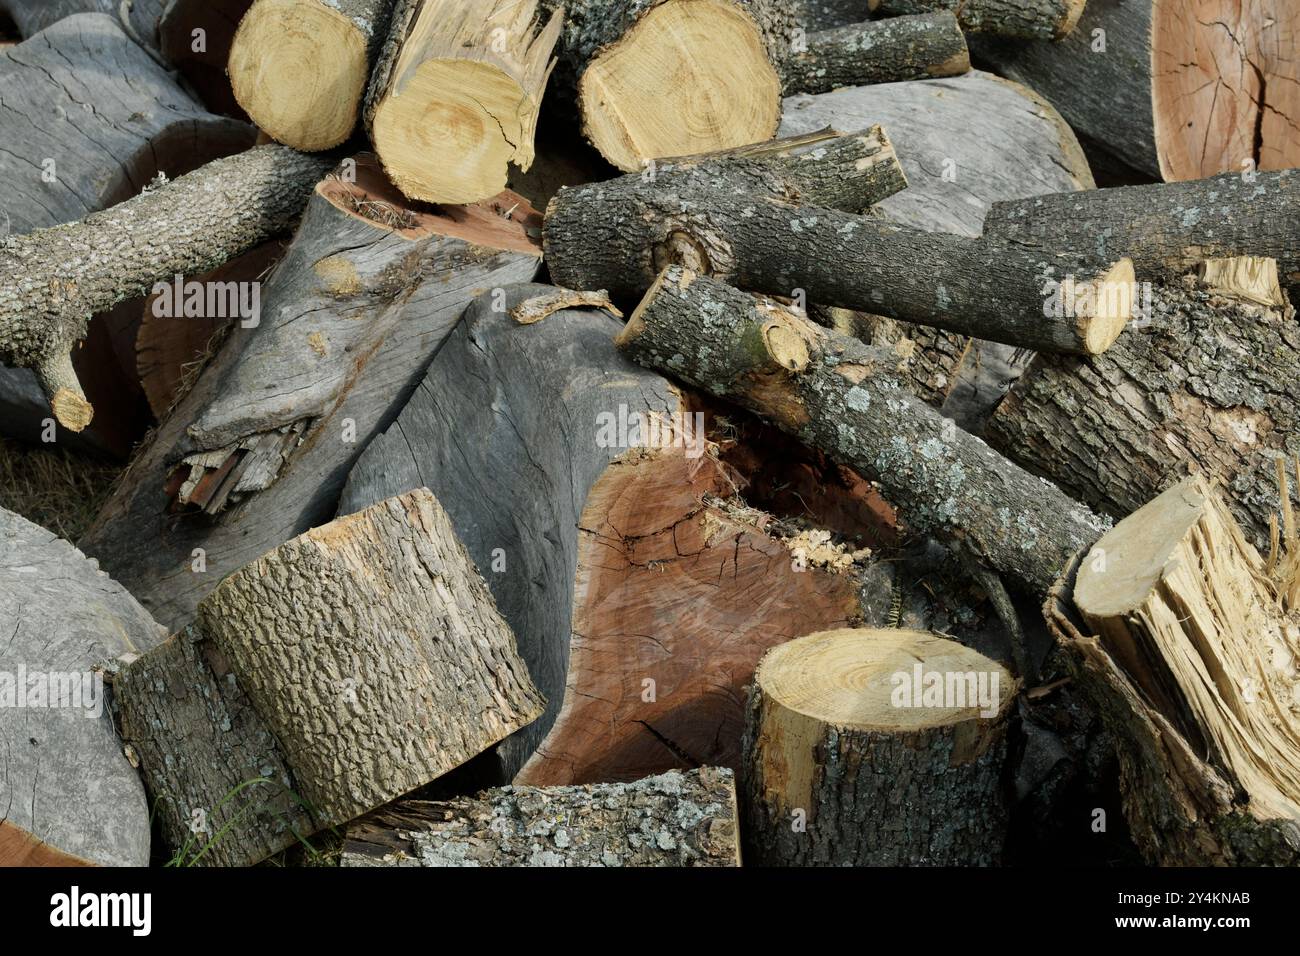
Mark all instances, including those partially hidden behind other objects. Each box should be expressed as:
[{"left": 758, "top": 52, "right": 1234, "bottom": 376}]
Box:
[{"left": 0, "top": 437, "right": 123, "bottom": 542}]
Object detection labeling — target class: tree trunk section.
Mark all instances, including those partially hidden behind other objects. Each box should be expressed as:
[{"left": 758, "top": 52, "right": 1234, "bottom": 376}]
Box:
[
  {"left": 0, "top": 507, "right": 167, "bottom": 867},
  {"left": 341, "top": 768, "right": 740, "bottom": 866},
  {"left": 741, "top": 627, "right": 1016, "bottom": 865},
  {"left": 782, "top": 12, "right": 969, "bottom": 95},
  {"left": 971, "top": 0, "right": 1300, "bottom": 180},
  {"left": 0, "top": 0, "right": 165, "bottom": 43},
  {"left": 872, "top": 0, "right": 1084, "bottom": 39}
]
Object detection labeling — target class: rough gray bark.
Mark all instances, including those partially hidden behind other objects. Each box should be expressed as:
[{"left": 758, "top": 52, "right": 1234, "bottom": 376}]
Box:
[
  {"left": 871, "top": 0, "right": 1084, "bottom": 39},
  {"left": 0, "top": 506, "right": 167, "bottom": 867},
  {"left": 545, "top": 157, "right": 1133, "bottom": 355},
  {"left": 988, "top": 272, "right": 1300, "bottom": 551},
  {"left": 117, "top": 488, "right": 545, "bottom": 867},
  {"left": 341, "top": 768, "right": 741, "bottom": 866},
  {"left": 983, "top": 170, "right": 1300, "bottom": 292},
  {"left": 79, "top": 162, "right": 542, "bottom": 631},
  {"left": 618, "top": 268, "right": 1110, "bottom": 596},
  {"left": 793, "top": 0, "right": 863, "bottom": 29},
  {"left": 782, "top": 12, "right": 969, "bottom": 95},
  {"left": 0, "top": 144, "right": 331, "bottom": 430}
]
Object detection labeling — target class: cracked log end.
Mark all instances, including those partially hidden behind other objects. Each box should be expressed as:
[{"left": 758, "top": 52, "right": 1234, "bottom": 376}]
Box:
[
  {"left": 49, "top": 387, "right": 93, "bottom": 432},
  {"left": 1076, "top": 257, "right": 1135, "bottom": 355},
  {"left": 229, "top": 0, "right": 369, "bottom": 151},
  {"left": 578, "top": 0, "right": 781, "bottom": 172}
]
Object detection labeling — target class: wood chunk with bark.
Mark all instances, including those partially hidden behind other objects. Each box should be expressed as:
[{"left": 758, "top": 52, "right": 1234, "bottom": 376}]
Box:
[
  {"left": 117, "top": 489, "right": 545, "bottom": 867},
  {"left": 79, "top": 156, "right": 542, "bottom": 632},
  {"left": 0, "top": 507, "right": 167, "bottom": 867},
  {"left": 1046, "top": 477, "right": 1300, "bottom": 865},
  {"left": 228, "top": 0, "right": 398, "bottom": 150},
  {"left": 988, "top": 258, "right": 1300, "bottom": 551},
  {"left": 339, "top": 283, "right": 868, "bottom": 784},
  {"left": 617, "top": 267, "right": 1111, "bottom": 597},
  {"left": 972, "top": 1, "right": 1300, "bottom": 180},
  {"left": 741, "top": 628, "right": 1016, "bottom": 865},
  {"left": 870, "top": 0, "right": 1084, "bottom": 40},
  {"left": 364, "top": 0, "right": 562, "bottom": 203},
  {"left": 341, "top": 768, "right": 740, "bottom": 866}
]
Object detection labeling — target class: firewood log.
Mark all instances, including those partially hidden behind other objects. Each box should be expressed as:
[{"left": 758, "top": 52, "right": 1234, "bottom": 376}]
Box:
[
  {"left": 363, "top": 0, "right": 563, "bottom": 203},
  {"left": 0, "top": 0, "right": 165, "bottom": 42},
  {"left": 0, "top": 507, "right": 168, "bottom": 867},
  {"left": 741, "top": 628, "right": 1015, "bottom": 865},
  {"left": 794, "top": 0, "right": 863, "bottom": 29},
  {"left": 341, "top": 768, "right": 740, "bottom": 866},
  {"left": 545, "top": 145, "right": 1135, "bottom": 356},
  {"left": 79, "top": 156, "right": 542, "bottom": 631},
  {"left": 339, "top": 284, "right": 868, "bottom": 784},
  {"left": 116, "top": 488, "right": 544, "bottom": 867},
  {"left": 988, "top": 257, "right": 1300, "bottom": 551},
  {"left": 871, "top": 0, "right": 1084, "bottom": 39},
  {"left": 228, "top": 0, "right": 398, "bottom": 150},
  {"left": 972, "top": 0, "right": 1300, "bottom": 180},
  {"left": 1046, "top": 477, "right": 1300, "bottom": 865},
  {"left": 617, "top": 267, "right": 1111, "bottom": 597}
]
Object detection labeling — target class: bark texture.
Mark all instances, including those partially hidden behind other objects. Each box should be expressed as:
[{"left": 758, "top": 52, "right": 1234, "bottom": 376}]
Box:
[
  {"left": 0, "top": 506, "right": 167, "bottom": 867},
  {"left": 341, "top": 768, "right": 741, "bottom": 866},
  {"left": 0, "top": 0, "right": 165, "bottom": 42},
  {"left": 782, "top": 12, "right": 969, "bottom": 95},
  {"left": 872, "top": 0, "right": 1084, "bottom": 39},
  {"left": 618, "top": 268, "right": 1110, "bottom": 596}
]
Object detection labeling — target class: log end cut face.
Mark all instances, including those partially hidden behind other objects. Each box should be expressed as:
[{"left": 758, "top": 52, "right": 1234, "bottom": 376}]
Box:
[
  {"left": 229, "top": 0, "right": 369, "bottom": 151},
  {"left": 578, "top": 0, "right": 781, "bottom": 172},
  {"left": 1079, "top": 256, "right": 1136, "bottom": 354},
  {"left": 1152, "top": 0, "right": 1300, "bottom": 180}
]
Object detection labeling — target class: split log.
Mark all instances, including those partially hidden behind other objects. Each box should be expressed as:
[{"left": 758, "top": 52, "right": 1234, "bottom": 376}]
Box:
[
  {"left": 545, "top": 150, "right": 1135, "bottom": 355},
  {"left": 117, "top": 488, "right": 545, "bottom": 867},
  {"left": 0, "top": 507, "right": 168, "bottom": 867},
  {"left": 983, "top": 169, "right": 1300, "bottom": 292},
  {"left": 364, "top": 0, "right": 562, "bottom": 203},
  {"left": 617, "top": 267, "right": 1111, "bottom": 597},
  {"left": 988, "top": 258, "right": 1300, "bottom": 551},
  {"left": 0, "top": 145, "right": 331, "bottom": 431},
  {"left": 741, "top": 628, "right": 1015, "bottom": 865},
  {"left": 1046, "top": 477, "right": 1300, "bottom": 865},
  {"left": 870, "top": 0, "right": 1084, "bottom": 40},
  {"left": 972, "top": 1, "right": 1300, "bottom": 180},
  {"left": 228, "top": 0, "right": 397, "bottom": 150},
  {"left": 341, "top": 768, "right": 740, "bottom": 866},
  {"left": 79, "top": 156, "right": 542, "bottom": 631},
  {"left": 339, "top": 283, "right": 867, "bottom": 784}
]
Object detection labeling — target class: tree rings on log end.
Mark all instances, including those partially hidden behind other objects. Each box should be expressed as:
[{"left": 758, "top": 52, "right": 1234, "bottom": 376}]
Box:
[{"left": 1076, "top": 257, "right": 1135, "bottom": 355}]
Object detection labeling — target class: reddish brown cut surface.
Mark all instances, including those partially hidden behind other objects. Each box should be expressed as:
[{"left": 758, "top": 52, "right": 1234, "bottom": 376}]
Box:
[{"left": 0, "top": 822, "right": 93, "bottom": 867}]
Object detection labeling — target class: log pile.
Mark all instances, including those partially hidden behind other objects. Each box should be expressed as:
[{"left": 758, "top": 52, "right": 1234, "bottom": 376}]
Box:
[{"left": 2, "top": 0, "right": 1300, "bottom": 873}]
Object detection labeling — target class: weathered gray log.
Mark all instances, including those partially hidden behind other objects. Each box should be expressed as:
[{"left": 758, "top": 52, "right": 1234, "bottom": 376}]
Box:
[
  {"left": 79, "top": 157, "right": 542, "bottom": 631},
  {"left": 339, "top": 283, "right": 866, "bottom": 785},
  {"left": 971, "top": 1, "right": 1300, "bottom": 180},
  {"left": 988, "top": 260, "right": 1300, "bottom": 551},
  {"left": 871, "top": 0, "right": 1084, "bottom": 39},
  {"left": 618, "top": 267, "right": 1111, "bottom": 596},
  {"left": 741, "top": 628, "right": 1016, "bottom": 865},
  {"left": 0, "top": 144, "right": 331, "bottom": 431},
  {"left": 793, "top": 0, "right": 863, "bottom": 29},
  {"left": 117, "top": 488, "right": 545, "bottom": 867},
  {"left": 0, "top": 506, "right": 167, "bottom": 867},
  {"left": 782, "top": 12, "right": 969, "bottom": 95},
  {"left": 983, "top": 169, "right": 1300, "bottom": 292},
  {"left": 341, "top": 768, "right": 740, "bottom": 866},
  {"left": 545, "top": 155, "right": 1134, "bottom": 355},
  {"left": 229, "top": 0, "right": 398, "bottom": 150},
  {"left": 0, "top": 0, "right": 165, "bottom": 43}
]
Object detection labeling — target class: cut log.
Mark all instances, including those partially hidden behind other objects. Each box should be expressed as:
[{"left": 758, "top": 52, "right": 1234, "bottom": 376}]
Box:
[
  {"left": 870, "top": 0, "right": 1084, "bottom": 39},
  {"left": 0, "top": 506, "right": 168, "bottom": 867},
  {"left": 972, "top": 1, "right": 1300, "bottom": 180},
  {"left": 617, "top": 267, "right": 1111, "bottom": 597},
  {"left": 117, "top": 488, "right": 545, "bottom": 867},
  {"left": 341, "top": 768, "right": 740, "bottom": 866},
  {"left": 741, "top": 627, "right": 1016, "bottom": 865},
  {"left": 339, "top": 283, "right": 868, "bottom": 784},
  {"left": 982, "top": 169, "right": 1300, "bottom": 292},
  {"left": 1046, "top": 477, "right": 1300, "bottom": 865},
  {"left": 0, "top": 145, "right": 331, "bottom": 431},
  {"left": 988, "top": 258, "right": 1300, "bottom": 551},
  {"left": 228, "top": 0, "right": 397, "bottom": 150},
  {"left": 79, "top": 156, "right": 542, "bottom": 631},
  {"left": 793, "top": 0, "right": 861, "bottom": 29},
  {"left": 780, "top": 12, "right": 970, "bottom": 96},
  {"left": 545, "top": 150, "right": 1135, "bottom": 355},
  {"left": 364, "top": 0, "right": 562, "bottom": 203},
  {"left": 0, "top": 0, "right": 165, "bottom": 42}
]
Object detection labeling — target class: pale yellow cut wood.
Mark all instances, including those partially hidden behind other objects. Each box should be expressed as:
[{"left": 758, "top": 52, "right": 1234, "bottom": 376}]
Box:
[{"left": 1198, "top": 255, "right": 1286, "bottom": 308}]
